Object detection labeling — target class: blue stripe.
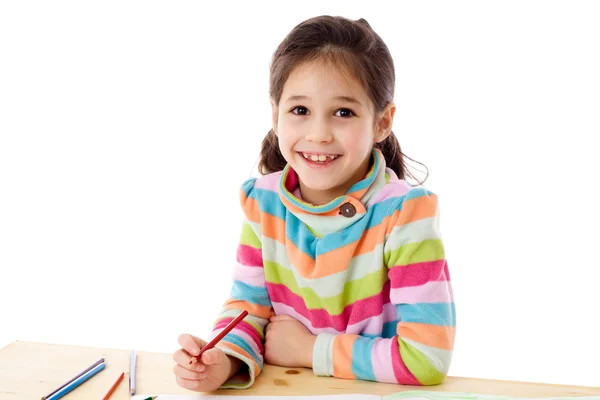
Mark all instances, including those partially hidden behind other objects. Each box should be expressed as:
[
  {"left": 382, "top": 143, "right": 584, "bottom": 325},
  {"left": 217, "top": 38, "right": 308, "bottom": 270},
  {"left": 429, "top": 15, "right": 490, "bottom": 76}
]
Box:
[
  {"left": 241, "top": 178, "right": 258, "bottom": 197},
  {"left": 396, "top": 303, "right": 456, "bottom": 327},
  {"left": 286, "top": 215, "right": 317, "bottom": 260},
  {"left": 360, "top": 332, "right": 378, "bottom": 339},
  {"left": 247, "top": 188, "right": 288, "bottom": 220},
  {"left": 382, "top": 321, "right": 397, "bottom": 338},
  {"left": 351, "top": 336, "right": 376, "bottom": 381},
  {"left": 404, "top": 186, "right": 431, "bottom": 201},
  {"left": 222, "top": 333, "right": 262, "bottom": 367},
  {"left": 229, "top": 280, "right": 272, "bottom": 307}
]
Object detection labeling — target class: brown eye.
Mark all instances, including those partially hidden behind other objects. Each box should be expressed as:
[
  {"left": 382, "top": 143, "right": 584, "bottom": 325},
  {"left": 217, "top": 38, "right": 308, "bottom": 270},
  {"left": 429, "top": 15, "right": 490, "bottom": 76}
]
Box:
[
  {"left": 292, "top": 106, "right": 309, "bottom": 115},
  {"left": 335, "top": 108, "right": 355, "bottom": 118}
]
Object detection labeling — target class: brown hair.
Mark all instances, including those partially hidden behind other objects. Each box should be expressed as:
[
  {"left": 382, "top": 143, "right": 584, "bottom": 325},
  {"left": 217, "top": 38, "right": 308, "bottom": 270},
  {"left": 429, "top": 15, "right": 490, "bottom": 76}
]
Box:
[{"left": 258, "top": 15, "right": 428, "bottom": 184}]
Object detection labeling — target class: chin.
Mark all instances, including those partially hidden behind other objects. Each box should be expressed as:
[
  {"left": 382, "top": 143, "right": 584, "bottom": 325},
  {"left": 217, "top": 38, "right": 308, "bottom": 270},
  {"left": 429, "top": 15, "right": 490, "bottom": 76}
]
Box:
[{"left": 296, "top": 174, "right": 342, "bottom": 193}]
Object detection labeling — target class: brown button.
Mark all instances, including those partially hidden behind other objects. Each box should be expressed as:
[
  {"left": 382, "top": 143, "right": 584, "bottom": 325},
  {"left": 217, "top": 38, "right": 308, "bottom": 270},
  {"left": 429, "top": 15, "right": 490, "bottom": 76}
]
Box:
[{"left": 340, "top": 202, "right": 356, "bottom": 218}]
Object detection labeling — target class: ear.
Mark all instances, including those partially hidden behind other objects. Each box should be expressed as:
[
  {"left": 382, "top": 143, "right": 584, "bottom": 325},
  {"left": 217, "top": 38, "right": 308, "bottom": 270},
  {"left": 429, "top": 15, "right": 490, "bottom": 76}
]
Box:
[
  {"left": 271, "top": 100, "right": 279, "bottom": 136},
  {"left": 374, "top": 102, "right": 396, "bottom": 143}
]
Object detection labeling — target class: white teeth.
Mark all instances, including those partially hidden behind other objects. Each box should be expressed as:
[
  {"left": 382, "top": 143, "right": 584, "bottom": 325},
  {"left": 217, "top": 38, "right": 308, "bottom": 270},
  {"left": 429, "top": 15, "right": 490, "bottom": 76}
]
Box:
[{"left": 302, "top": 152, "right": 339, "bottom": 162}]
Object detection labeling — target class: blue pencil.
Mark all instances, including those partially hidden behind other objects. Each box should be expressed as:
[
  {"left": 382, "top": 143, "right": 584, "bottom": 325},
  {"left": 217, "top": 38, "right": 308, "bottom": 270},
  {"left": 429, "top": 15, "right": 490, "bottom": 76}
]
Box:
[{"left": 46, "top": 362, "right": 106, "bottom": 400}]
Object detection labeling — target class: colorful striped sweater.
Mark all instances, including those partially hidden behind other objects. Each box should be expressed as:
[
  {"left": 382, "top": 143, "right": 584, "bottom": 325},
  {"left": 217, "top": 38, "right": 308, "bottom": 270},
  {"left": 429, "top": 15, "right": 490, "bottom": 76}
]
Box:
[{"left": 208, "top": 148, "right": 455, "bottom": 389}]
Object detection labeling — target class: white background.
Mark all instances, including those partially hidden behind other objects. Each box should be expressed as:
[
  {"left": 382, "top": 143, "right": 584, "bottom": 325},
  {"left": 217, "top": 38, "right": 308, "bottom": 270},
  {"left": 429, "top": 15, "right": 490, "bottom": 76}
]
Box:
[{"left": 1, "top": 0, "right": 599, "bottom": 389}]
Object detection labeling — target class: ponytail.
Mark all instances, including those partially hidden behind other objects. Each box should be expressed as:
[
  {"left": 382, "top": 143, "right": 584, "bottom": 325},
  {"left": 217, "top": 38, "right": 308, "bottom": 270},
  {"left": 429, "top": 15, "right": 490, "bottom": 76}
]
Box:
[
  {"left": 258, "top": 129, "right": 287, "bottom": 175},
  {"left": 375, "top": 131, "right": 429, "bottom": 185}
]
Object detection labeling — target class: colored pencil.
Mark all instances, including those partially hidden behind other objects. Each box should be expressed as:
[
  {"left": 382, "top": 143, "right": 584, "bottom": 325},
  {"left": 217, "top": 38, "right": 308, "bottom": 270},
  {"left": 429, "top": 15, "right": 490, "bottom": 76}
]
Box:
[
  {"left": 46, "top": 362, "right": 106, "bottom": 400},
  {"left": 101, "top": 371, "right": 124, "bottom": 400},
  {"left": 189, "top": 309, "right": 248, "bottom": 364},
  {"left": 129, "top": 350, "right": 137, "bottom": 396},
  {"left": 41, "top": 357, "right": 105, "bottom": 400}
]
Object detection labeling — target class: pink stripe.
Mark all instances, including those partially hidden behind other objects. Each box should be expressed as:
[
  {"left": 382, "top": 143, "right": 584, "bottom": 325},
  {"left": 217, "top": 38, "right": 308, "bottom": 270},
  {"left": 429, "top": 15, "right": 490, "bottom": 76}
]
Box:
[
  {"left": 390, "top": 280, "right": 453, "bottom": 304},
  {"left": 391, "top": 337, "right": 420, "bottom": 385},
  {"left": 232, "top": 263, "right": 266, "bottom": 288},
  {"left": 371, "top": 338, "right": 400, "bottom": 383},
  {"left": 389, "top": 260, "right": 449, "bottom": 288},
  {"left": 237, "top": 244, "right": 263, "bottom": 267},
  {"left": 369, "top": 180, "right": 411, "bottom": 205},
  {"left": 267, "top": 281, "right": 390, "bottom": 332},
  {"left": 210, "top": 326, "right": 263, "bottom": 358},
  {"left": 213, "top": 320, "right": 263, "bottom": 351},
  {"left": 346, "top": 302, "right": 395, "bottom": 335},
  {"left": 272, "top": 302, "right": 342, "bottom": 335},
  {"left": 253, "top": 172, "right": 283, "bottom": 191},
  {"left": 383, "top": 302, "right": 397, "bottom": 322}
]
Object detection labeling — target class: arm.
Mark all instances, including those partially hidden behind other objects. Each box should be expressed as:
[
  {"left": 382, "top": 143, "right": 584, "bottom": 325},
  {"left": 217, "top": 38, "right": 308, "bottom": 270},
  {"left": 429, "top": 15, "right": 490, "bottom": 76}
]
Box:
[
  {"left": 209, "top": 180, "right": 274, "bottom": 389},
  {"left": 312, "top": 188, "right": 455, "bottom": 385}
]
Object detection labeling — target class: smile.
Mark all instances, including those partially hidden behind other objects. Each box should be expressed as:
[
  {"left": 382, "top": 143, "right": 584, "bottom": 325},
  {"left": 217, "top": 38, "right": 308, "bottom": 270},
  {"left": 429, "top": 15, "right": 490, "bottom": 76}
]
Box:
[{"left": 300, "top": 152, "right": 340, "bottom": 162}]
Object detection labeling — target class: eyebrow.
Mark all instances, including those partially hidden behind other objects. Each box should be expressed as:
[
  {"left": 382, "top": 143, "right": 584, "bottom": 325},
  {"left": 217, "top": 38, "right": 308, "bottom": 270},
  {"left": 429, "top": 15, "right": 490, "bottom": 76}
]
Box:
[{"left": 284, "top": 95, "right": 363, "bottom": 106}]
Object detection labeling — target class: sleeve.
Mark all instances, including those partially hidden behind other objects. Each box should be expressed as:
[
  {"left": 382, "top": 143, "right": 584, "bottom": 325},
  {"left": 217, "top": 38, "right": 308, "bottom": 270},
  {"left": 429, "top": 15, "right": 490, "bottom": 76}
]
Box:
[
  {"left": 208, "top": 178, "right": 275, "bottom": 389},
  {"left": 311, "top": 187, "right": 455, "bottom": 385}
]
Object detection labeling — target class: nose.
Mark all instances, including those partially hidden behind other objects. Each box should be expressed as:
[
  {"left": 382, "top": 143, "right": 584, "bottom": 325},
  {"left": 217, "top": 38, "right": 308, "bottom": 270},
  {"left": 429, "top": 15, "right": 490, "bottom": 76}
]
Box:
[{"left": 305, "top": 118, "right": 333, "bottom": 143}]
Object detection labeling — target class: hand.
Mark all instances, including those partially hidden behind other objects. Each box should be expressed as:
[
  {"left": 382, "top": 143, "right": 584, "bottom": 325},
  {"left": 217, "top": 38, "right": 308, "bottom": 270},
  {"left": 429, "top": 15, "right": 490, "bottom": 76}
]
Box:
[
  {"left": 173, "top": 333, "right": 242, "bottom": 392},
  {"left": 265, "top": 314, "right": 317, "bottom": 368}
]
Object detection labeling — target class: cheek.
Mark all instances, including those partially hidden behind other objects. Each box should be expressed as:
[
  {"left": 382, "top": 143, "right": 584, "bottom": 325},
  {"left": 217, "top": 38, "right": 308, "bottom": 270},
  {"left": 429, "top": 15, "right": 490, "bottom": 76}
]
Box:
[
  {"left": 338, "top": 124, "right": 373, "bottom": 147},
  {"left": 277, "top": 121, "right": 303, "bottom": 148}
]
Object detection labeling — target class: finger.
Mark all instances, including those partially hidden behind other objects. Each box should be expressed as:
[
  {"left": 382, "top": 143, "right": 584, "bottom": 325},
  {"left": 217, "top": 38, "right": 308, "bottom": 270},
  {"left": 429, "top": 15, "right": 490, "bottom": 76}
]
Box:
[
  {"left": 173, "top": 364, "right": 206, "bottom": 380},
  {"left": 173, "top": 349, "right": 205, "bottom": 372},
  {"left": 178, "top": 333, "right": 207, "bottom": 356},
  {"left": 270, "top": 314, "right": 293, "bottom": 322},
  {"left": 201, "top": 348, "right": 226, "bottom": 366},
  {"left": 176, "top": 375, "right": 205, "bottom": 391}
]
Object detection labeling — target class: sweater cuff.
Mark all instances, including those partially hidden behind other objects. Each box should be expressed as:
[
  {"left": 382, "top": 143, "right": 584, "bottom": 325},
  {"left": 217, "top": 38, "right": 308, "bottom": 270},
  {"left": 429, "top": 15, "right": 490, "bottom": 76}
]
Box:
[
  {"left": 312, "top": 333, "right": 335, "bottom": 377},
  {"left": 215, "top": 345, "right": 257, "bottom": 389}
]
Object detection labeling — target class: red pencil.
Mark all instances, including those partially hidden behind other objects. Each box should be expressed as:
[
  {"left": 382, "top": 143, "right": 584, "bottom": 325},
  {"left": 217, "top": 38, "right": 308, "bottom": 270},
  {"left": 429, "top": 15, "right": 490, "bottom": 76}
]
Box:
[
  {"left": 101, "top": 372, "right": 124, "bottom": 400},
  {"left": 189, "top": 310, "right": 248, "bottom": 364}
]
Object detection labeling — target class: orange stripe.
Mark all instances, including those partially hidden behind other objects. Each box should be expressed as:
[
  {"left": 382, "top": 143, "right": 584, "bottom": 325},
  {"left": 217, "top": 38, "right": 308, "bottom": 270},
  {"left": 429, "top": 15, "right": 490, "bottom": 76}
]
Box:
[
  {"left": 391, "top": 194, "right": 438, "bottom": 229},
  {"left": 260, "top": 212, "right": 286, "bottom": 243},
  {"left": 241, "top": 195, "right": 261, "bottom": 223},
  {"left": 285, "top": 239, "right": 318, "bottom": 278},
  {"left": 218, "top": 342, "right": 261, "bottom": 378},
  {"left": 223, "top": 301, "right": 274, "bottom": 320},
  {"left": 397, "top": 322, "right": 455, "bottom": 351},
  {"left": 332, "top": 334, "right": 357, "bottom": 379}
]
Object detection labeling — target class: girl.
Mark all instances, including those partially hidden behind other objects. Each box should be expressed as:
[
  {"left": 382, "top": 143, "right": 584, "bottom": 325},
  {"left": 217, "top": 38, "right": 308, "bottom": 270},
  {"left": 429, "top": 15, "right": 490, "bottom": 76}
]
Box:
[{"left": 173, "top": 15, "right": 455, "bottom": 391}]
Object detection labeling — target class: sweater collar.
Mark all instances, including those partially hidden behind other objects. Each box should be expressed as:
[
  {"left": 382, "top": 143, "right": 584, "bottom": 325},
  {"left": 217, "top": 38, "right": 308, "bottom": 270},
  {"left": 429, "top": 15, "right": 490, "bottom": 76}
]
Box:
[{"left": 278, "top": 148, "right": 388, "bottom": 235}]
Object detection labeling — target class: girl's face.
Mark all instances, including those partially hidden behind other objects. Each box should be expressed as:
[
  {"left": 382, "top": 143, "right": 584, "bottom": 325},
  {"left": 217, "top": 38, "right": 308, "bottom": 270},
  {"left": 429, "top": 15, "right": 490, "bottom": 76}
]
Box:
[{"left": 272, "top": 60, "right": 394, "bottom": 206}]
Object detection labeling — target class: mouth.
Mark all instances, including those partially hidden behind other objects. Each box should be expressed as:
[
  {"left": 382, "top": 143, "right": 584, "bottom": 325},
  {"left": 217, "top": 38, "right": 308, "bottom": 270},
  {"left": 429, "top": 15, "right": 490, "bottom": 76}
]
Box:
[{"left": 298, "top": 152, "right": 341, "bottom": 163}]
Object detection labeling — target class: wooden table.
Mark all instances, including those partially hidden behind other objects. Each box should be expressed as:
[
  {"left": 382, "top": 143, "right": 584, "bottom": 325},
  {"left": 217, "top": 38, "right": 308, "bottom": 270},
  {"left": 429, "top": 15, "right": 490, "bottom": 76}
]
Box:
[{"left": 1, "top": 341, "right": 599, "bottom": 399}]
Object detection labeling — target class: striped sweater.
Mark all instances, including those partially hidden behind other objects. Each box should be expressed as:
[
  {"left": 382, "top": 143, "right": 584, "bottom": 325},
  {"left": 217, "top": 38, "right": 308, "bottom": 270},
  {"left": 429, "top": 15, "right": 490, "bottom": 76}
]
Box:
[{"left": 209, "top": 148, "right": 455, "bottom": 388}]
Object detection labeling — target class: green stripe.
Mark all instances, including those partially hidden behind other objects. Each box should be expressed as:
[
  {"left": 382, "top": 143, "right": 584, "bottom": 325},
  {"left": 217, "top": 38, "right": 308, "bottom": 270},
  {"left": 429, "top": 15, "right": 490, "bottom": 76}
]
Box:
[
  {"left": 385, "top": 239, "right": 445, "bottom": 267},
  {"left": 239, "top": 221, "right": 261, "bottom": 248},
  {"left": 398, "top": 338, "right": 445, "bottom": 385},
  {"left": 264, "top": 260, "right": 386, "bottom": 315}
]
